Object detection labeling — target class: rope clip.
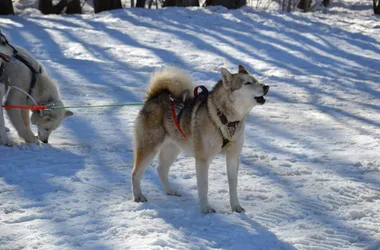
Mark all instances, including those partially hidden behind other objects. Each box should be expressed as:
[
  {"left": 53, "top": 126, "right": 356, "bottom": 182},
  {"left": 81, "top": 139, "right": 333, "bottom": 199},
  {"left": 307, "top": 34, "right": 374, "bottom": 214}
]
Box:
[{"left": 44, "top": 103, "right": 55, "bottom": 111}]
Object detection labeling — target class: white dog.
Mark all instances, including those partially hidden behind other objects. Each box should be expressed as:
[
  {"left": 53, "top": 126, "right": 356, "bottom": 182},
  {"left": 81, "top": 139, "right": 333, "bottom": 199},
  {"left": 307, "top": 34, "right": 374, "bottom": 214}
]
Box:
[{"left": 0, "top": 31, "right": 73, "bottom": 145}]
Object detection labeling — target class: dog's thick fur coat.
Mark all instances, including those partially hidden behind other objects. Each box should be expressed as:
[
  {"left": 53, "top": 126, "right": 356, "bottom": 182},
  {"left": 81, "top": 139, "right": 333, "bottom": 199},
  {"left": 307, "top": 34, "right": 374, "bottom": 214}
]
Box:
[{"left": 132, "top": 65, "right": 269, "bottom": 213}]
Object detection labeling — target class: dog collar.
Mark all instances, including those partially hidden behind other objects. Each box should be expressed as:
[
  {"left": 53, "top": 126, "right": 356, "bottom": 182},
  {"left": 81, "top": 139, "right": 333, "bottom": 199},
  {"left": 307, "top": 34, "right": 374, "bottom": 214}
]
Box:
[{"left": 216, "top": 109, "right": 240, "bottom": 139}]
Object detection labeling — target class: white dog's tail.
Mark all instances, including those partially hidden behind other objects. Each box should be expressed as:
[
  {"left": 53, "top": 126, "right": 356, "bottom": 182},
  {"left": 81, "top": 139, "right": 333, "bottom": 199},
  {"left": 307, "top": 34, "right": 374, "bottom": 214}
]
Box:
[{"left": 146, "top": 67, "right": 195, "bottom": 102}]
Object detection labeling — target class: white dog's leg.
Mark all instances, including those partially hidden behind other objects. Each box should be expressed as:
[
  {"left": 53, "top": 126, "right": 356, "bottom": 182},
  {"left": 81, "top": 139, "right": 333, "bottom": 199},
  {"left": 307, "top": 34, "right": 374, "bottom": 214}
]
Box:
[
  {"left": 157, "top": 142, "right": 181, "bottom": 196},
  {"left": 6, "top": 109, "right": 37, "bottom": 144},
  {"left": 226, "top": 150, "right": 245, "bottom": 213},
  {"left": 195, "top": 158, "right": 215, "bottom": 213},
  {"left": 21, "top": 109, "right": 31, "bottom": 129}
]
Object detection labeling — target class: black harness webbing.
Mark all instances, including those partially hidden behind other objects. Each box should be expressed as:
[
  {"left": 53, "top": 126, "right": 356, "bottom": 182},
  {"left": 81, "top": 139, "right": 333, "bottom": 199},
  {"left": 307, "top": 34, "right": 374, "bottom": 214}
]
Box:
[
  {"left": 195, "top": 85, "right": 235, "bottom": 149},
  {"left": 14, "top": 54, "right": 41, "bottom": 95}
]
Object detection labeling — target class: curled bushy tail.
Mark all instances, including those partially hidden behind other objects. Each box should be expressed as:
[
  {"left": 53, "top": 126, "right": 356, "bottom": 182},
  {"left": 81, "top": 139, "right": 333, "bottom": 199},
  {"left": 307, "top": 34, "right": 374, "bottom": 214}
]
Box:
[{"left": 146, "top": 67, "right": 195, "bottom": 102}]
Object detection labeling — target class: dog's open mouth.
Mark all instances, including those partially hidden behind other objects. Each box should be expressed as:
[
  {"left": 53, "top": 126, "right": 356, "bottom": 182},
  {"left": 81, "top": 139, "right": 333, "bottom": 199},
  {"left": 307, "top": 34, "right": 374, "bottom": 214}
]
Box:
[
  {"left": 0, "top": 53, "right": 10, "bottom": 63},
  {"left": 254, "top": 96, "right": 266, "bottom": 105}
]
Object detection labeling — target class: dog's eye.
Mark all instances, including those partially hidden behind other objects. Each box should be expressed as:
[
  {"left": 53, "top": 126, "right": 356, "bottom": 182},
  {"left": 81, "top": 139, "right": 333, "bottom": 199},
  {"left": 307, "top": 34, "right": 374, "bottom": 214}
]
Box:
[
  {"left": 45, "top": 128, "right": 49, "bottom": 132},
  {"left": 244, "top": 82, "right": 252, "bottom": 85}
]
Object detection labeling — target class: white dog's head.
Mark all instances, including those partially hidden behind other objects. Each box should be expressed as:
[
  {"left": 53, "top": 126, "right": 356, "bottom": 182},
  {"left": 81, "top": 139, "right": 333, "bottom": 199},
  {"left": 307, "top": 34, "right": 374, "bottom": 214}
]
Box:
[
  {"left": 220, "top": 65, "right": 269, "bottom": 117},
  {"left": 0, "top": 31, "right": 14, "bottom": 64},
  {"left": 31, "top": 100, "right": 73, "bottom": 143}
]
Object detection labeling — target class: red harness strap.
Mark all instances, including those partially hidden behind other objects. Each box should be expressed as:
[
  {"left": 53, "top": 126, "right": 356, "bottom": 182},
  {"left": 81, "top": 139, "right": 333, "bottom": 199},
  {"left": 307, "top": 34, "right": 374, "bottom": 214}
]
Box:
[
  {"left": 171, "top": 100, "right": 186, "bottom": 138},
  {"left": 171, "top": 85, "right": 209, "bottom": 139},
  {"left": 2, "top": 105, "right": 46, "bottom": 111}
]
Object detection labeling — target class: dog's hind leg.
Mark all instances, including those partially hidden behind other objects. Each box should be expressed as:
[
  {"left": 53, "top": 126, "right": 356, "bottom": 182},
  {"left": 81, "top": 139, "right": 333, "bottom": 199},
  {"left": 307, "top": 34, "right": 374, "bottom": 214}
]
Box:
[
  {"left": 0, "top": 88, "right": 11, "bottom": 146},
  {"left": 157, "top": 141, "right": 181, "bottom": 196},
  {"left": 0, "top": 106, "right": 10, "bottom": 145},
  {"left": 132, "top": 147, "right": 159, "bottom": 202}
]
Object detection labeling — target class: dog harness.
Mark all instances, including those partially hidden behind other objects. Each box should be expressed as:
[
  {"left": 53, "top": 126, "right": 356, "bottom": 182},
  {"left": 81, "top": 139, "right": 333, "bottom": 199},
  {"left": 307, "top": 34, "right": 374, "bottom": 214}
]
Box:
[
  {"left": 170, "top": 85, "right": 240, "bottom": 149},
  {"left": 14, "top": 54, "right": 42, "bottom": 96},
  {"left": 170, "top": 95, "right": 186, "bottom": 138},
  {"left": 0, "top": 31, "right": 42, "bottom": 97}
]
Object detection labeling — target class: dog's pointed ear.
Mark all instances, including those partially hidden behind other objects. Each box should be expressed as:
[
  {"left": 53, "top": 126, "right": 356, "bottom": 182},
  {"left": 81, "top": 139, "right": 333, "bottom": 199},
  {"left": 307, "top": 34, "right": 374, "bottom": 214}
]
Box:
[
  {"left": 238, "top": 65, "right": 249, "bottom": 74},
  {"left": 221, "top": 68, "right": 232, "bottom": 89},
  {"left": 65, "top": 110, "right": 74, "bottom": 118}
]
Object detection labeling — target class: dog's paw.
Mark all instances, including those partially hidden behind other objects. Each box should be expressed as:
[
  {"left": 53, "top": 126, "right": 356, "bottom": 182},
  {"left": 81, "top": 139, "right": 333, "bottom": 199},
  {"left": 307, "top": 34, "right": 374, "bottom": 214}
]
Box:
[
  {"left": 33, "top": 138, "right": 43, "bottom": 146},
  {"left": 201, "top": 205, "right": 216, "bottom": 214},
  {"left": 166, "top": 190, "right": 182, "bottom": 197},
  {"left": 232, "top": 205, "right": 245, "bottom": 213},
  {"left": 0, "top": 136, "right": 13, "bottom": 146},
  {"left": 133, "top": 194, "right": 147, "bottom": 203}
]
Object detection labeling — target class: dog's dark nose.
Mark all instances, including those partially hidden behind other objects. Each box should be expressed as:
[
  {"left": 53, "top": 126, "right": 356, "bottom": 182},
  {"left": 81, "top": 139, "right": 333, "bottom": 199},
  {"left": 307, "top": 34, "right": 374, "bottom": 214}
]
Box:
[
  {"left": 42, "top": 140, "right": 48, "bottom": 144},
  {"left": 263, "top": 85, "right": 270, "bottom": 95}
]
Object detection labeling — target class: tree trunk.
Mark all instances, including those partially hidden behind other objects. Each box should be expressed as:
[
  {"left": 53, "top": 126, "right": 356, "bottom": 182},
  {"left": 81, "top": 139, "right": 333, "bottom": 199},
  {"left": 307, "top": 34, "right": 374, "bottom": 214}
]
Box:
[
  {"left": 136, "top": 0, "right": 147, "bottom": 8},
  {"left": 374, "top": 0, "right": 380, "bottom": 14},
  {"left": 163, "top": 0, "right": 176, "bottom": 7},
  {"left": 187, "top": 0, "right": 199, "bottom": 6},
  {"left": 66, "top": 0, "right": 82, "bottom": 14},
  {"left": 163, "top": 0, "right": 199, "bottom": 6},
  {"left": 297, "top": 0, "right": 311, "bottom": 12},
  {"left": 322, "top": 0, "right": 330, "bottom": 8},
  {"left": 93, "top": 0, "right": 122, "bottom": 13},
  {"left": 286, "top": 0, "right": 292, "bottom": 12},
  {"left": 204, "top": 0, "right": 246, "bottom": 9},
  {"left": 39, "top": 0, "right": 69, "bottom": 14},
  {"left": 0, "top": 0, "right": 14, "bottom": 15}
]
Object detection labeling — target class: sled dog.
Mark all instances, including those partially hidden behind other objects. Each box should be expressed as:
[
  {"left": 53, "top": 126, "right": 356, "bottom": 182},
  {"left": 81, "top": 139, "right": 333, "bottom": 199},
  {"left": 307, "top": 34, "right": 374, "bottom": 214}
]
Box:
[
  {"left": 0, "top": 31, "right": 73, "bottom": 145},
  {"left": 132, "top": 65, "right": 269, "bottom": 213}
]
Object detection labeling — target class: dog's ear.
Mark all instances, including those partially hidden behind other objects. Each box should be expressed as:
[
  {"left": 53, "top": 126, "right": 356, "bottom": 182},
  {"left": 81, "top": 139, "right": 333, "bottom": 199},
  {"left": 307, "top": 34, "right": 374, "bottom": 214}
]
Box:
[
  {"left": 221, "top": 68, "right": 233, "bottom": 89},
  {"left": 65, "top": 110, "right": 74, "bottom": 118},
  {"left": 238, "top": 65, "right": 249, "bottom": 74}
]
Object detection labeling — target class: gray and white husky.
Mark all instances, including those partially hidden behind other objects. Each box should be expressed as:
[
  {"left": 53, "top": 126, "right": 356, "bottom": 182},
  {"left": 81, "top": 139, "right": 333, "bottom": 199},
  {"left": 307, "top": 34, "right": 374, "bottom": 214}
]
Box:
[
  {"left": 0, "top": 31, "right": 73, "bottom": 145},
  {"left": 132, "top": 65, "right": 269, "bottom": 213}
]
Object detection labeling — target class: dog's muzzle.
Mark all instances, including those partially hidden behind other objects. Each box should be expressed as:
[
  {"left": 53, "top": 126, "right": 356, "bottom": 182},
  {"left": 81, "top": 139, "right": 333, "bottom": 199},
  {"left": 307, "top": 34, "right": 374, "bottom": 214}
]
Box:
[
  {"left": 0, "top": 53, "right": 10, "bottom": 63},
  {"left": 254, "top": 85, "right": 270, "bottom": 105}
]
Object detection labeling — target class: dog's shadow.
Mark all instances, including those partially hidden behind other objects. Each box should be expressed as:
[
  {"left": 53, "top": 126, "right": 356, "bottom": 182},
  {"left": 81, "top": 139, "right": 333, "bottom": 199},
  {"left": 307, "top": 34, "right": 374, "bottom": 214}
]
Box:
[
  {"left": 136, "top": 198, "right": 296, "bottom": 249},
  {"left": 134, "top": 160, "right": 296, "bottom": 250},
  {"left": 0, "top": 145, "right": 85, "bottom": 201}
]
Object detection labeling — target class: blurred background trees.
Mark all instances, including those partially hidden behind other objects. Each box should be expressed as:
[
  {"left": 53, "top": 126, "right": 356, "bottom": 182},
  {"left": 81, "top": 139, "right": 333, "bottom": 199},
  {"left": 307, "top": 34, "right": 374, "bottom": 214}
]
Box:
[
  {"left": 0, "top": 0, "right": 378, "bottom": 15},
  {"left": 93, "top": 0, "right": 122, "bottom": 13},
  {"left": 0, "top": 0, "right": 14, "bottom": 14},
  {"left": 38, "top": 0, "right": 82, "bottom": 14}
]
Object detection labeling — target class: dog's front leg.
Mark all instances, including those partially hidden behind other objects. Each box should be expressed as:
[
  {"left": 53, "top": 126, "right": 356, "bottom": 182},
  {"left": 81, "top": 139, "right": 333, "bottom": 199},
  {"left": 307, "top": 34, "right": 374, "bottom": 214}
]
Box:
[
  {"left": 195, "top": 158, "right": 215, "bottom": 213},
  {"left": 226, "top": 143, "right": 245, "bottom": 213},
  {"left": 6, "top": 109, "right": 39, "bottom": 144}
]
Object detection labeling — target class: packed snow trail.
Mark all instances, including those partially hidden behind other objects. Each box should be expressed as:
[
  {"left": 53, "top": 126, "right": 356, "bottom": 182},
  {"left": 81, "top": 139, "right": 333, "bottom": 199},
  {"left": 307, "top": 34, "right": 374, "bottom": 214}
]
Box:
[{"left": 1, "top": 5, "right": 380, "bottom": 250}]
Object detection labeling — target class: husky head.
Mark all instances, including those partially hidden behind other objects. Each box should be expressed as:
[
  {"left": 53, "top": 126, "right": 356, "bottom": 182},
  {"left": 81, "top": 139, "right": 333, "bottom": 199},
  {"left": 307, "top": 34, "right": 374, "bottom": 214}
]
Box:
[
  {"left": 0, "top": 31, "right": 14, "bottom": 64},
  {"left": 31, "top": 100, "right": 73, "bottom": 144},
  {"left": 220, "top": 65, "right": 269, "bottom": 115}
]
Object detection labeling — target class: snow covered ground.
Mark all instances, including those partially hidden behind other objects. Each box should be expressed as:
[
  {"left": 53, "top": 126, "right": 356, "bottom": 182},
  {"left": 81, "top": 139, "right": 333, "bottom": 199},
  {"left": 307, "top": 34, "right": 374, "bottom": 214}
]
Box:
[{"left": 1, "top": 3, "right": 380, "bottom": 250}]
